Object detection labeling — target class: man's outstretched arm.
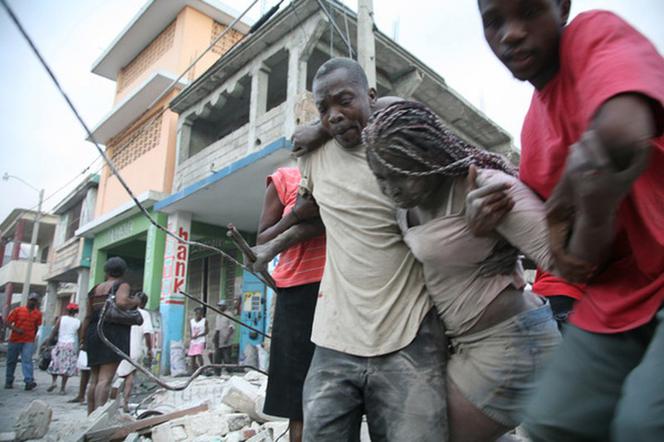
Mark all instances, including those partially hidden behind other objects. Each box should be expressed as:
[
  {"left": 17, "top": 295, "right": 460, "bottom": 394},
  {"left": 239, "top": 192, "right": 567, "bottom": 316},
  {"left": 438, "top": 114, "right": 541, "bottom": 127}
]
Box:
[{"left": 251, "top": 219, "right": 325, "bottom": 273}]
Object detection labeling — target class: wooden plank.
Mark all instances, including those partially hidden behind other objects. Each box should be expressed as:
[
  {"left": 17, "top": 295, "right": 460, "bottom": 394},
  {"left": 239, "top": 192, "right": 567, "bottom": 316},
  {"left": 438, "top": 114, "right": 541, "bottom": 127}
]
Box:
[
  {"left": 107, "top": 403, "right": 209, "bottom": 440},
  {"left": 226, "top": 223, "right": 277, "bottom": 289}
]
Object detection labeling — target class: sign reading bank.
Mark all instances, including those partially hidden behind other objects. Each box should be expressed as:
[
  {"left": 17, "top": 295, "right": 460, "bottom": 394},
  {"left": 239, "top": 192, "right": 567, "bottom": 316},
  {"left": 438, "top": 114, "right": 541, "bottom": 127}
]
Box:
[{"left": 160, "top": 212, "right": 191, "bottom": 304}]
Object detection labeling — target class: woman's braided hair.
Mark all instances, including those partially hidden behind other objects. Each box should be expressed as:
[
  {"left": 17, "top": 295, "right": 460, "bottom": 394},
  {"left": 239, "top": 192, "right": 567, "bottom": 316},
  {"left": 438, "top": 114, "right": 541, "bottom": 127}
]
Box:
[
  {"left": 363, "top": 100, "right": 520, "bottom": 275},
  {"left": 362, "top": 100, "right": 516, "bottom": 177}
]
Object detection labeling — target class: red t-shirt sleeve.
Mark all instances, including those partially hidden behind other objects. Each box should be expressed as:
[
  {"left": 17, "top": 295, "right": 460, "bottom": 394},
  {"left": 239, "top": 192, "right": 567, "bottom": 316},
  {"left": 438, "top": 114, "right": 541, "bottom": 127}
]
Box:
[
  {"left": 565, "top": 11, "right": 664, "bottom": 132},
  {"left": 267, "top": 169, "right": 288, "bottom": 207},
  {"left": 7, "top": 309, "right": 16, "bottom": 324}
]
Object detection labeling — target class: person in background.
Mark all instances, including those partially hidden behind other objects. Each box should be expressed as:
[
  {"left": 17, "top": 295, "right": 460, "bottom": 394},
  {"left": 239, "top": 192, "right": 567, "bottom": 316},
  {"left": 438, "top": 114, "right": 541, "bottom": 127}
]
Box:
[
  {"left": 4, "top": 292, "right": 42, "bottom": 390},
  {"left": 249, "top": 166, "right": 326, "bottom": 442},
  {"left": 45, "top": 303, "right": 80, "bottom": 394},
  {"left": 81, "top": 257, "right": 139, "bottom": 414},
  {"left": 112, "top": 292, "right": 153, "bottom": 412},
  {"left": 474, "top": 1, "right": 664, "bottom": 440},
  {"left": 187, "top": 307, "right": 208, "bottom": 372},
  {"left": 68, "top": 356, "right": 90, "bottom": 405},
  {"left": 213, "top": 299, "right": 235, "bottom": 375}
]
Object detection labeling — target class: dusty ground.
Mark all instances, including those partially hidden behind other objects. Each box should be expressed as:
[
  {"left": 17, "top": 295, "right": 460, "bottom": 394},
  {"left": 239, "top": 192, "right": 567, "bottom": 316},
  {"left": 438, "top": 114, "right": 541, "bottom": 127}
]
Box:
[{"left": 0, "top": 354, "right": 88, "bottom": 437}]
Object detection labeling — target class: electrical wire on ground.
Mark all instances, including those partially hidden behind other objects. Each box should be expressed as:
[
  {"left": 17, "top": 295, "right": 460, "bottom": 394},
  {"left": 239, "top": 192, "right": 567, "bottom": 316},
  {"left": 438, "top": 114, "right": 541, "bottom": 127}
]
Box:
[{"left": 95, "top": 298, "right": 267, "bottom": 393}]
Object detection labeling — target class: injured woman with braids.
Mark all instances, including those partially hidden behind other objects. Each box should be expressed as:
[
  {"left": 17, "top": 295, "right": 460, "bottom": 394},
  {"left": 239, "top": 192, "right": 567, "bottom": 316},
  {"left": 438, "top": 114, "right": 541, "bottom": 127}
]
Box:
[{"left": 362, "top": 100, "right": 601, "bottom": 442}]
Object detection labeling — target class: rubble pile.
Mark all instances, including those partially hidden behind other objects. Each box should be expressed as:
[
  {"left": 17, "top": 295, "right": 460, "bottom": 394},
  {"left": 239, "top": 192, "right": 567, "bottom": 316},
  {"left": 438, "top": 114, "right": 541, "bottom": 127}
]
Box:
[{"left": 66, "top": 370, "right": 290, "bottom": 442}]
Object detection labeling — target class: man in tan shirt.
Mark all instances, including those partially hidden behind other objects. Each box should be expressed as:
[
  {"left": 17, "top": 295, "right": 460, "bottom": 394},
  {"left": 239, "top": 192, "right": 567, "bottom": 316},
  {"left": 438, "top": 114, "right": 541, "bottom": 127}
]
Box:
[{"left": 287, "top": 58, "right": 447, "bottom": 441}]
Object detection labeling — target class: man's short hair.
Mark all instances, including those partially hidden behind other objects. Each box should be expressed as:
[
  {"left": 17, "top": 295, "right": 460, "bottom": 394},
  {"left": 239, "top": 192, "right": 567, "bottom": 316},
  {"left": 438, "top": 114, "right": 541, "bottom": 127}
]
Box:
[
  {"left": 104, "top": 256, "right": 127, "bottom": 278},
  {"left": 314, "top": 57, "right": 369, "bottom": 91}
]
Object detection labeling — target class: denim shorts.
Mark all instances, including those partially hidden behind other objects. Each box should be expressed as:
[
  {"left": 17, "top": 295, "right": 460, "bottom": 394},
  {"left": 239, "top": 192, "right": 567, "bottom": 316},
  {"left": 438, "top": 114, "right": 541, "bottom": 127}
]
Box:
[{"left": 447, "top": 300, "right": 561, "bottom": 427}]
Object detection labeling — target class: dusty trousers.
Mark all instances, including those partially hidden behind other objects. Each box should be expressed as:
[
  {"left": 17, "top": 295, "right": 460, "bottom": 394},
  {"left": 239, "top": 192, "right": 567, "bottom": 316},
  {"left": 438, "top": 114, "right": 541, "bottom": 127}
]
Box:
[{"left": 302, "top": 308, "right": 448, "bottom": 442}]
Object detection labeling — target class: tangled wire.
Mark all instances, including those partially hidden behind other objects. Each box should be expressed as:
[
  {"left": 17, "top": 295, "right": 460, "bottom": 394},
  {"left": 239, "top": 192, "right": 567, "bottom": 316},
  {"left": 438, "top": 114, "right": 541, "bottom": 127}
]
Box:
[{"left": 362, "top": 100, "right": 516, "bottom": 177}]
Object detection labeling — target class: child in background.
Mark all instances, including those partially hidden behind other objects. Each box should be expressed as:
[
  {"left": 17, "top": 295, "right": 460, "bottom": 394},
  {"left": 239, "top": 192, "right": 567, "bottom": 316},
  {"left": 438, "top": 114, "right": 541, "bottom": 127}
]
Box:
[{"left": 187, "top": 307, "right": 208, "bottom": 372}]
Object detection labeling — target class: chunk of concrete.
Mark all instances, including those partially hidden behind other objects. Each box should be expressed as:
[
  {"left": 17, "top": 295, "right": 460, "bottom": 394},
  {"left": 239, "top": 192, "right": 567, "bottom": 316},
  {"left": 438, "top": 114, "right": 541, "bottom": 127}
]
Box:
[
  {"left": 246, "top": 430, "right": 273, "bottom": 442},
  {"left": 226, "top": 413, "right": 251, "bottom": 431},
  {"left": 242, "top": 370, "right": 267, "bottom": 385},
  {"left": 152, "top": 409, "right": 243, "bottom": 442},
  {"left": 262, "top": 421, "right": 288, "bottom": 440},
  {"left": 14, "top": 399, "right": 52, "bottom": 441},
  {"left": 221, "top": 377, "right": 270, "bottom": 422}
]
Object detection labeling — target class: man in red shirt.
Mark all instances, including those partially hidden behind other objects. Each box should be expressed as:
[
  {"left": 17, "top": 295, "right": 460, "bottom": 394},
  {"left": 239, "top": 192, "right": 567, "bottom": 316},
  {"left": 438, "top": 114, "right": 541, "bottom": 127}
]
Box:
[
  {"left": 4, "top": 293, "right": 43, "bottom": 390},
  {"left": 475, "top": 0, "right": 664, "bottom": 440}
]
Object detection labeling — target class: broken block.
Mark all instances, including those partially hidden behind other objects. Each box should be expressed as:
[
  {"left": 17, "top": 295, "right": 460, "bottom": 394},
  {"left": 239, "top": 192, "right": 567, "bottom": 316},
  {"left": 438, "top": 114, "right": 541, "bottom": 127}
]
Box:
[{"left": 14, "top": 399, "right": 52, "bottom": 441}]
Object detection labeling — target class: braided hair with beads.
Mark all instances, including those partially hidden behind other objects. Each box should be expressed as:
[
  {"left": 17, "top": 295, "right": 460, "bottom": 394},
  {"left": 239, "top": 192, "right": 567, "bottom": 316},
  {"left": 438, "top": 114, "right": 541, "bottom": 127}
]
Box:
[{"left": 362, "top": 100, "right": 516, "bottom": 178}]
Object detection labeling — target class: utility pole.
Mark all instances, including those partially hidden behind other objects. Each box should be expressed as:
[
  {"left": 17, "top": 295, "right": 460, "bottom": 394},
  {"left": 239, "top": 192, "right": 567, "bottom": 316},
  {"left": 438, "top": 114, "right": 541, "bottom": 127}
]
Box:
[
  {"left": 357, "top": 0, "right": 376, "bottom": 89},
  {"left": 21, "top": 189, "right": 44, "bottom": 305}
]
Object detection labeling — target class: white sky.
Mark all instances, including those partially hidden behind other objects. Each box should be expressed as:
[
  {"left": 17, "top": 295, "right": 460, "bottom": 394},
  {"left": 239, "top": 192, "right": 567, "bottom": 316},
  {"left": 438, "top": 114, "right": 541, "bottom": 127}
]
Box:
[{"left": 0, "top": 0, "right": 662, "bottom": 223}]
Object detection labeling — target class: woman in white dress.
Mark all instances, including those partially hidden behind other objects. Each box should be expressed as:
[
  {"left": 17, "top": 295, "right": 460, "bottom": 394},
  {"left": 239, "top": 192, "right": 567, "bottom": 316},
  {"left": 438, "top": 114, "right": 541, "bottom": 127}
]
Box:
[{"left": 46, "top": 303, "right": 81, "bottom": 394}]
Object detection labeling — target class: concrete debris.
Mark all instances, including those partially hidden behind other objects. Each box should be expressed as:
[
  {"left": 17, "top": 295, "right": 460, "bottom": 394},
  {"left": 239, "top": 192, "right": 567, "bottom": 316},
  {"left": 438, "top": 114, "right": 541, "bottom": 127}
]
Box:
[
  {"left": 146, "top": 374, "right": 290, "bottom": 442},
  {"left": 14, "top": 399, "right": 52, "bottom": 441},
  {"left": 0, "top": 432, "right": 16, "bottom": 442}
]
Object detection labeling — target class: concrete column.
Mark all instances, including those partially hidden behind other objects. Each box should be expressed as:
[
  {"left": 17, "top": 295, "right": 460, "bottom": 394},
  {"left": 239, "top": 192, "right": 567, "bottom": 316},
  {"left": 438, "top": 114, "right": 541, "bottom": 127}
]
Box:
[
  {"left": 3, "top": 282, "right": 14, "bottom": 325},
  {"left": 3, "top": 220, "right": 25, "bottom": 317},
  {"left": 357, "top": 0, "right": 376, "bottom": 89},
  {"left": 75, "top": 267, "right": 90, "bottom": 323},
  {"left": 11, "top": 219, "right": 25, "bottom": 260},
  {"left": 159, "top": 211, "right": 192, "bottom": 374},
  {"left": 41, "top": 281, "right": 59, "bottom": 345},
  {"left": 143, "top": 212, "right": 167, "bottom": 311},
  {"left": 80, "top": 187, "right": 98, "bottom": 227},
  {"left": 247, "top": 64, "right": 271, "bottom": 152},
  {"left": 88, "top": 245, "right": 107, "bottom": 288},
  {"left": 0, "top": 237, "right": 7, "bottom": 267},
  {"left": 175, "top": 119, "right": 193, "bottom": 165},
  {"left": 284, "top": 45, "right": 307, "bottom": 137}
]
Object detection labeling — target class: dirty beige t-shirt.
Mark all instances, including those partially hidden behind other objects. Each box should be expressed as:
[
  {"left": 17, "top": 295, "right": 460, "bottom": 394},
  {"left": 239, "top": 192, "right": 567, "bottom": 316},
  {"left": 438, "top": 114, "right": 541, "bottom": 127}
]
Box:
[{"left": 299, "top": 139, "right": 432, "bottom": 357}]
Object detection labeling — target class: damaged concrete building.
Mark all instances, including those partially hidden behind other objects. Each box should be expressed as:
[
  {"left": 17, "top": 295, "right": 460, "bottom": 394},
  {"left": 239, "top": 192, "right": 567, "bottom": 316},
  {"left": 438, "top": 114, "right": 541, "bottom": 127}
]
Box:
[{"left": 153, "top": 0, "right": 515, "bottom": 371}]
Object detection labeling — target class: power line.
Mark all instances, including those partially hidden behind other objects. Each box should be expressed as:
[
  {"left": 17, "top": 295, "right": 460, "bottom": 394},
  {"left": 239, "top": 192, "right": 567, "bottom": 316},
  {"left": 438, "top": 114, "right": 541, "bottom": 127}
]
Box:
[{"left": 0, "top": 0, "right": 278, "bottom": 290}]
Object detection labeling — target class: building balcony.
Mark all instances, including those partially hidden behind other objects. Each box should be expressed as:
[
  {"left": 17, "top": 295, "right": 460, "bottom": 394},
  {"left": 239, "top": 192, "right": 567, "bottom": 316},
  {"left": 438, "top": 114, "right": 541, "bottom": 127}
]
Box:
[
  {"left": 0, "top": 260, "right": 49, "bottom": 289},
  {"left": 46, "top": 237, "right": 90, "bottom": 282}
]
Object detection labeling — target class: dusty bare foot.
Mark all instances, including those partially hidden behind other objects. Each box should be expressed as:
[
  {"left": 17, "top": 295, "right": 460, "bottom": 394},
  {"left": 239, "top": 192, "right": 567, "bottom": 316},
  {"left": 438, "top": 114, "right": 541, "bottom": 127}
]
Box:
[{"left": 47, "top": 384, "right": 57, "bottom": 392}]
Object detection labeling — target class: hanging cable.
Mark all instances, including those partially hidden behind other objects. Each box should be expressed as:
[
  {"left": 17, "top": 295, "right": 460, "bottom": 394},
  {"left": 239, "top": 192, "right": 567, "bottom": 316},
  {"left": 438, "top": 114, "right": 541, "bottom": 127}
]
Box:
[
  {"left": 95, "top": 299, "right": 267, "bottom": 393},
  {"left": 1, "top": 0, "right": 280, "bottom": 290},
  {"left": 180, "top": 289, "right": 271, "bottom": 340},
  {"left": 16, "top": 0, "right": 285, "bottom": 226}
]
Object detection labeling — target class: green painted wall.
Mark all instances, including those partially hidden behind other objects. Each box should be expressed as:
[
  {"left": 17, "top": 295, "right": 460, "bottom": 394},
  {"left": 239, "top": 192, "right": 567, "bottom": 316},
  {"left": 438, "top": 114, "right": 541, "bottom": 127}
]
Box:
[
  {"left": 143, "top": 212, "right": 167, "bottom": 310},
  {"left": 89, "top": 210, "right": 155, "bottom": 286}
]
